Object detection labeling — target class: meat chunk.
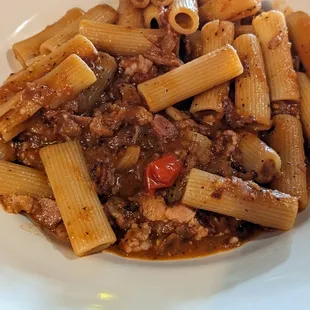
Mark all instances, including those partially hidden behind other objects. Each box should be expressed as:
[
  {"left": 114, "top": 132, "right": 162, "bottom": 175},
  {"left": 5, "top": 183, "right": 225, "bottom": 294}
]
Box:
[
  {"left": 125, "top": 106, "right": 153, "bottom": 125},
  {"left": 120, "top": 55, "right": 154, "bottom": 76},
  {"left": 188, "top": 218, "right": 209, "bottom": 240},
  {"left": 44, "top": 110, "right": 91, "bottom": 139},
  {"left": 213, "top": 130, "right": 240, "bottom": 158},
  {"left": 2, "top": 195, "right": 35, "bottom": 214},
  {"left": 138, "top": 194, "right": 167, "bottom": 221},
  {"left": 90, "top": 105, "right": 127, "bottom": 137},
  {"left": 2, "top": 195, "right": 62, "bottom": 231},
  {"left": 224, "top": 99, "right": 254, "bottom": 128},
  {"left": 118, "top": 55, "right": 158, "bottom": 84},
  {"left": 32, "top": 198, "right": 62, "bottom": 230},
  {"left": 152, "top": 115, "right": 178, "bottom": 140},
  {"left": 119, "top": 223, "right": 152, "bottom": 254},
  {"left": 165, "top": 204, "right": 196, "bottom": 223},
  {"left": 138, "top": 194, "right": 196, "bottom": 224}
]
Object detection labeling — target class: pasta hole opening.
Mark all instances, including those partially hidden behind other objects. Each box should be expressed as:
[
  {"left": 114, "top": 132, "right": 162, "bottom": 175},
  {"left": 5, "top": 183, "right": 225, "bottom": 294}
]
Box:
[
  {"left": 150, "top": 18, "right": 160, "bottom": 29},
  {"left": 175, "top": 13, "right": 193, "bottom": 30}
]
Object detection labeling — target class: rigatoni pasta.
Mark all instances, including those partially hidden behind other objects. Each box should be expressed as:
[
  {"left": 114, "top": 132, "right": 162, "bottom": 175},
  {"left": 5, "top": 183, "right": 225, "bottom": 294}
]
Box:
[
  {"left": 79, "top": 21, "right": 165, "bottom": 56},
  {"left": 40, "top": 141, "right": 116, "bottom": 256},
  {"left": 287, "top": 11, "right": 310, "bottom": 77},
  {"left": 0, "top": 55, "right": 96, "bottom": 140},
  {"left": 182, "top": 168, "right": 298, "bottom": 231},
  {"left": 40, "top": 5, "right": 118, "bottom": 54},
  {"left": 168, "top": 0, "right": 199, "bottom": 35},
  {"left": 12, "top": 8, "right": 84, "bottom": 68},
  {"left": 139, "top": 44, "right": 243, "bottom": 112},
  {"left": 0, "top": 35, "right": 97, "bottom": 106},
  {"left": 298, "top": 73, "right": 310, "bottom": 143},
  {"left": 190, "top": 20, "right": 234, "bottom": 116},
  {"left": 233, "top": 34, "right": 271, "bottom": 130},
  {"left": 268, "top": 115, "right": 308, "bottom": 210},
  {"left": 238, "top": 132, "right": 281, "bottom": 183},
  {"left": 199, "top": 0, "right": 261, "bottom": 24},
  {"left": 1, "top": 2, "right": 310, "bottom": 260},
  {"left": 0, "top": 160, "right": 53, "bottom": 198},
  {"left": 143, "top": 4, "right": 163, "bottom": 29},
  {"left": 117, "top": 0, "right": 144, "bottom": 28},
  {"left": 253, "top": 11, "right": 300, "bottom": 102}
]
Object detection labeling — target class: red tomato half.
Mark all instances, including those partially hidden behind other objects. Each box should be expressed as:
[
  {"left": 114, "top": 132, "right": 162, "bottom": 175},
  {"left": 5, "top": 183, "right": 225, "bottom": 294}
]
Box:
[{"left": 146, "top": 154, "right": 183, "bottom": 191}]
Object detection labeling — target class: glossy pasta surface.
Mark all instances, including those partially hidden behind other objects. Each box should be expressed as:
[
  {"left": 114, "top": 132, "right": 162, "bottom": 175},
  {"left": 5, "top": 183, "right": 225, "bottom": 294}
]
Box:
[{"left": 0, "top": 1, "right": 309, "bottom": 260}]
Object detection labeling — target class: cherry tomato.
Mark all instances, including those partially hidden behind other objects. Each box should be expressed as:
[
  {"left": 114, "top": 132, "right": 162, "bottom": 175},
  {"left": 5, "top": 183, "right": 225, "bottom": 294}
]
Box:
[{"left": 146, "top": 154, "right": 183, "bottom": 191}]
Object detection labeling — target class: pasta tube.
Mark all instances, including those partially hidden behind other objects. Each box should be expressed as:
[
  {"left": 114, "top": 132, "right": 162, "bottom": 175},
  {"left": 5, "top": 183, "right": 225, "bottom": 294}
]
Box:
[
  {"left": 117, "top": 0, "right": 144, "bottom": 28},
  {"left": 190, "top": 21, "right": 234, "bottom": 116},
  {"left": 0, "top": 55, "right": 96, "bottom": 140},
  {"left": 0, "top": 35, "right": 97, "bottom": 107},
  {"left": 79, "top": 20, "right": 165, "bottom": 56},
  {"left": 253, "top": 11, "right": 300, "bottom": 102},
  {"left": 233, "top": 34, "right": 271, "bottom": 130},
  {"left": 168, "top": 0, "right": 199, "bottom": 35},
  {"left": 182, "top": 168, "right": 298, "bottom": 230},
  {"left": 238, "top": 132, "right": 281, "bottom": 183},
  {"left": 199, "top": 0, "right": 261, "bottom": 24},
  {"left": 287, "top": 11, "right": 310, "bottom": 77},
  {"left": 143, "top": 4, "right": 163, "bottom": 28},
  {"left": 12, "top": 8, "right": 84, "bottom": 67},
  {"left": 40, "top": 5, "right": 118, "bottom": 54},
  {"left": 40, "top": 141, "right": 116, "bottom": 256},
  {"left": 298, "top": 73, "right": 310, "bottom": 143},
  {"left": 139, "top": 44, "right": 243, "bottom": 112},
  {"left": 0, "top": 160, "right": 52, "bottom": 198},
  {"left": 268, "top": 114, "right": 308, "bottom": 210}
]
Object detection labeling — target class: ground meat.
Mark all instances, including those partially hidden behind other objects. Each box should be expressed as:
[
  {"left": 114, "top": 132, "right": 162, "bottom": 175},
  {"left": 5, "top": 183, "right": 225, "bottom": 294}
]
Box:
[
  {"left": 188, "top": 218, "right": 209, "bottom": 240},
  {"left": 31, "top": 198, "right": 62, "bottom": 230},
  {"left": 213, "top": 130, "right": 240, "bottom": 157},
  {"left": 119, "top": 223, "right": 152, "bottom": 254},
  {"left": 2, "top": 195, "right": 62, "bottom": 230},
  {"left": 138, "top": 195, "right": 195, "bottom": 223},
  {"left": 118, "top": 55, "right": 158, "bottom": 84},
  {"left": 44, "top": 110, "right": 91, "bottom": 139},
  {"left": 125, "top": 106, "right": 153, "bottom": 126},
  {"left": 90, "top": 105, "right": 127, "bottom": 137},
  {"left": 2, "top": 195, "right": 35, "bottom": 214},
  {"left": 23, "top": 83, "right": 58, "bottom": 109},
  {"left": 138, "top": 194, "right": 167, "bottom": 221},
  {"left": 120, "top": 55, "right": 154, "bottom": 76},
  {"left": 174, "top": 119, "right": 212, "bottom": 137},
  {"left": 15, "top": 144, "right": 42, "bottom": 169},
  {"left": 206, "top": 130, "right": 241, "bottom": 178},
  {"left": 272, "top": 101, "right": 300, "bottom": 117},
  {"left": 224, "top": 99, "right": 254, "bottom": 128},
  {"left": 151, "top": 114, "right": 178, "bottom": 140},
  {"left": 165, "top": 204, "right": 196, "bottom": 223}
]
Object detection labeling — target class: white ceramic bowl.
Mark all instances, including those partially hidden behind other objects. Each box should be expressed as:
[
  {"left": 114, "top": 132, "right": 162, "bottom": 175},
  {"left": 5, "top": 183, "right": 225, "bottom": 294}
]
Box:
[{"left": 0, "top": 1, "right": 309, "bottom": 309}]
